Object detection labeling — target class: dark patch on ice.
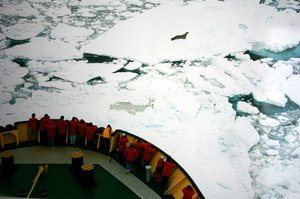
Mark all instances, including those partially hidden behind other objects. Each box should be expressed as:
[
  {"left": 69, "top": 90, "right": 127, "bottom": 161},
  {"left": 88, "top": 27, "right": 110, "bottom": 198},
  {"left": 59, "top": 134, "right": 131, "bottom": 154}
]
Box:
[
  {"left": 113, "top": 67, "right": 142, "bottom": 75},
  {"left": 0, "top": 15, "right": 19, "bottom": 27},
  {"left": 245, "top": 43, "right": 300, "bottom": 61},
  {"left": 6, "top": 38, "right": 30, "bottom": 48},
  {"left": 160, "top": 60, "right": 186, "bottom": 67},
  {"left": 48, "top": 76, "right": 75, "bottom": 84},
  {"left": 9, "top": 83, "right": 32, "bottom": 104},
  {"left": 171, "top": 60, "right": 186, "bottom": 67},
  {"left": 86, "top": 76, "right": 106, "bottom": 85},
  {"left": 263, "top": 1, "right": 300, "bottom": 12},
  {"left": 22, "top": 74, "right": 38, "bottom": 91},
  {"left": 255, "top": 96, "right": 299, "bottom": 115},
  {"left": 293, "top": 64, "right": 300, "bottom": 75},
  {"left": 69, "top": 6, "right": 79, "bottom": 13},
  {"left": 224, "top": 54, "right": 238, "bottom": 61},
  {"left": 39, "top": 86, "right": 61, "bottom": 92},
  {"left": 83, "top": 53, "right": 116, "bottom": 63},
  {"left": 12, "top": 58, "right": 29, "bottom": 67}
]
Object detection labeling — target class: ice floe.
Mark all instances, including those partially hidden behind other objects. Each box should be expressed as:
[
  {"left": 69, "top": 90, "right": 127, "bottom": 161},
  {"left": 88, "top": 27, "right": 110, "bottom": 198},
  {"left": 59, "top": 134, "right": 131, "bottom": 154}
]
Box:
[
  {"left": 0, "top": 0, "right": 300, "bottom": 199},
  {"left": 4, "top": 37, "right": 82, "bottom": 61}
]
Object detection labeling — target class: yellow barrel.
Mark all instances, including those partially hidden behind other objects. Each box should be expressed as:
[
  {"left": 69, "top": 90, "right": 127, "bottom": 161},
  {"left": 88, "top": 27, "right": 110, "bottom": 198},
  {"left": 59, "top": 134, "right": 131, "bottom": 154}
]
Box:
[
  {"left": 81, "top": 163, "right": 94, "bottom": 171},
  {"left": 71, "top": 151, "right": 83, "bottom": 174}
]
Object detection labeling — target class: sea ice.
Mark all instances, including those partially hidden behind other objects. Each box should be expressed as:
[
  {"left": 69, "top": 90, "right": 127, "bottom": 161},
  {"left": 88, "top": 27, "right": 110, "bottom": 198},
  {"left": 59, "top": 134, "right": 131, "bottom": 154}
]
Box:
[
  {"left": 0, "top": 1, "right": 39, "bottom": 17},
  {"left": 0, "top": 1, "right": 300, "bottom": 199},
  {"left": 285, "top": 134, "right": 296, "bottom": 143},
  {"left": 124, "top": 61, "right": 142, "bottom": 70},
  {"left": 2, "top": 22, "right": 45, "bottom": 41},
  {"left": 50, "top": 24, "right": 94, "bottom": 48},
  {"left": 0, "top": 33, "right": 6, "bottom": 41},
  {"left": 259, "top": 117, "right": 280, "bottom": 127},
  {"left": 265, "top": 149, "right": 279, "bottom": 156},
  {"left": 265, "top": 140, "right": 280, "bottom": 149},
  {"left": 285, "top": 75, "right": 300, "bottom": 106},
  {"left": 4, "top": 37, "right": 82, "bottom": 61},
  {"left": 237, "top": 101, "right": 259, "bottom": 114}
]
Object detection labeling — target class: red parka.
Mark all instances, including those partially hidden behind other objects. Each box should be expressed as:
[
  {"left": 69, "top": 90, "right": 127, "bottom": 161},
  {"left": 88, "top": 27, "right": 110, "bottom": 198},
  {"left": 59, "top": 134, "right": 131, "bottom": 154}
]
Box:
[
  {"left": 57, "top": 119, "right": 68, "bottom": 135},
  {"left": 46, "top": 121, "right": 57, "bottom": 138},
  {"left": 69, "top": 120, "right": 78, "bottom": 135},
  {"left": 143, "top": 144, "right": 156, "bottom": 162},
  {"left": 133, "top": 141, "right": 144, "bottom": 157},
  {"left": 78, "top": 122, "right": 87, "bottom": 137},
  {"left": 86, "top": 125, "right": 97, "bottom": 141},
  {"left": 182, "top": 186, "right": 195, "bottom": 199},
  {"left": 118, "top": 136, "right": 129, "bottom": 153},
  {"left": 28, "top": 117, "right": 38, "bottom": 129},
  {"left": 124, "top": 147, "right": 138, "bottom": 163},
  {"left": 40, "top": 116, "right": 50, "bottom": 132},
  {"left": 162, "top": 161, "right": 176, "bottom": 177}
]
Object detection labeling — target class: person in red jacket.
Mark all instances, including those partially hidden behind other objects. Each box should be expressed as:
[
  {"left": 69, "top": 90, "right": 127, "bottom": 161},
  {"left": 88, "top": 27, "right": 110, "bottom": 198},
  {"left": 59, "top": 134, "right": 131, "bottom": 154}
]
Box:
[
  {"left": 155, "top": 156, "right": 165, "bottom": 184},
  {"left": 39, "top": 114, "right": 50, "bottom": 145},
  {"left": 69, "top": 117, "right": 79, "bottom": 145},
  {"left": 182, "top": 185, "right": 195, "bottom": 199},
  {"left": 124, "top": 143, "right": 138, "bottom": 172},
  {"left": 46, "top": 119, "right": 57, "bottom": 148},
  {"left": 86, "top": 122, "right": 97, "bottom": 149},
  {"left": 77, "top": 119, "right": 87, "bottom": 147},
  {"left": 161, "top": 156, "right": 176, "bottom": 190},
  {"left": 56, "top": 115, "right": 68, "bottom": 146},
  {"left": 133, "top": 138, "right": 145, "bottom": 166},
  {"left": 118, "top": 133, "right": 129, "bottom": 165},
  {"left": 143, "top": 143, "right": 156, "bottom": 166},
  {"left": 28, "top": 113, "right": 38, "bottom": 143}
]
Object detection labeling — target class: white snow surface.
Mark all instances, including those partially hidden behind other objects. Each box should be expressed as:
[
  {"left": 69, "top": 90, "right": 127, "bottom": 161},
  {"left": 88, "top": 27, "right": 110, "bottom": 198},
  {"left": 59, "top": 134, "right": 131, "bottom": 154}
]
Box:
[
  {"left": 81, "top": 0, "right": 300, "bottom": 63},
  {"left": 237, "top": 101, "right": 260, "bottom": 114},
  {"left": 4, "top": 37, "right": 82, "bottom": 61},
  {"left": 286, "top": 75, "right": 300, "bottom": 105},
  {"left": 50, "top": 24, "right": 94, "bottom": 48},
  {"left": 0, "top": 0, "right": 300, "bottom": 199},
  {"left": 0, "top": 1, "right": 39, "bottom": 17},
  {"left": 2, "top": 22, "right": 45, "bottom": 41}
]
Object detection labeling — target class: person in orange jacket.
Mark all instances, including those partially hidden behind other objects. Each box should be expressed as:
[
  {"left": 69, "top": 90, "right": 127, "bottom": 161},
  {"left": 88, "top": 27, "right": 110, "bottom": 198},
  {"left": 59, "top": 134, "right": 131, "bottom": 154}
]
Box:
[
  {"left": 101, "top": 124, "right": 113, "bottom": 154},
  {"left": 69, "top": 117, "right": 79, "bottom": 145},
  {"left": 39, "top": 114, "right": 50, "bottom": 145},
  {"left": 143, "top": 143, "right": 156, "bottom": 166},
  {"left": 56, "top": 115, "right": 68, "bottom": 146},
  {"left": 161, "top": 156, "right": 176, "bottom": 190},
  {"left": 124, "top": 143, "right": 138, "bottom": 172},
  {"left": 182, "top": 185, "right": 195, "bottom": 199},
  {"left": 86, "top": 122, "right": 97, "bottom": 149},
  {"left": 118, "top": 133, "right": 129, "bottom": 165},
  {"left": 46, "top": 119, "right": 57, "bottom": 148},
  {"left": 28, "top": 113, "right": 38, "bottom": 143}
]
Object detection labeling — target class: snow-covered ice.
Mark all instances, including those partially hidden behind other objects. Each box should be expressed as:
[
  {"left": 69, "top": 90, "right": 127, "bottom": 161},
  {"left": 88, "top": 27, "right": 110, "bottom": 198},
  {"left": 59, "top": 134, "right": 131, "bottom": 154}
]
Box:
[
  {"left": 4, "top": 37, "right": 82, "bottom": 61},
  {"left": 2, "top": 22, "right": 45, "bottom": 41},
  {"left": 1, "top": 0, "right": 300, "bottom": 198},
  {"left": 237, "top": 101, "right": 259, "bottom": 115}
]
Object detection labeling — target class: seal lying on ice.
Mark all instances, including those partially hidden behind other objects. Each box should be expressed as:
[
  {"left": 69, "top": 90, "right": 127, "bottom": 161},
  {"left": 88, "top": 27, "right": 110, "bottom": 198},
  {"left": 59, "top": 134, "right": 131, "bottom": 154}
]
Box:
[{"left": 171, "top": 32, "right": 189, "bottom": 41}]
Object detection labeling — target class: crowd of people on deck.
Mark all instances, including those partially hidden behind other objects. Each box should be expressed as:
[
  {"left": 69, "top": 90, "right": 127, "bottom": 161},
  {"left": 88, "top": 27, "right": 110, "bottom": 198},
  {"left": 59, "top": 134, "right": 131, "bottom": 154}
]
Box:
[{"left": 27, "top": 113, "right": 195, "bottom": 198}]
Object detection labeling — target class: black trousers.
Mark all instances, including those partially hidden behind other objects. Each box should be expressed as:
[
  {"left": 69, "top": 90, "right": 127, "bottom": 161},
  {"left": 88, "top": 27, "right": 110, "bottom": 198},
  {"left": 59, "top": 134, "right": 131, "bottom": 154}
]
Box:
[{"left": 101, "top": 137, "right": 110, "bottom": 154}]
